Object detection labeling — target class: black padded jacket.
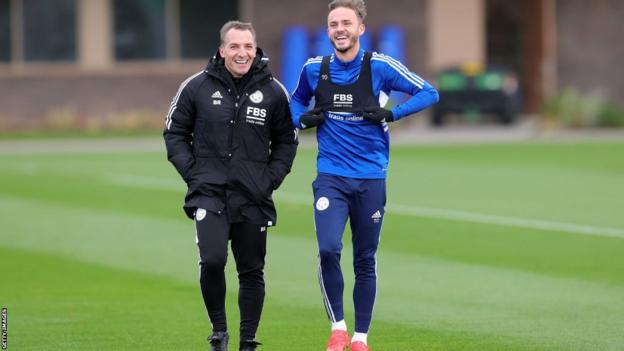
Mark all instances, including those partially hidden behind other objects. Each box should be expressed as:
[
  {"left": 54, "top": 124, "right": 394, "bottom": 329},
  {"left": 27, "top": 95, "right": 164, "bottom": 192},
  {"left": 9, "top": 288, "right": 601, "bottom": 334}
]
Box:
[{"left": 164, "top": 48, "right": 297, "bottom": 225}]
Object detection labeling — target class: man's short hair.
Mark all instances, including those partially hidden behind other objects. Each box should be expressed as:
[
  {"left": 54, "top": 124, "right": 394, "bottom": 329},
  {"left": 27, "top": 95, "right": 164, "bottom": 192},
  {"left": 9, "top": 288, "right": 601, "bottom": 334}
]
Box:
[
  {"left": 219, "top": 20, "right": 256, "bottom": 46},
  {"left": 328, "top": 0, "right": 367, "bottom": 22}
]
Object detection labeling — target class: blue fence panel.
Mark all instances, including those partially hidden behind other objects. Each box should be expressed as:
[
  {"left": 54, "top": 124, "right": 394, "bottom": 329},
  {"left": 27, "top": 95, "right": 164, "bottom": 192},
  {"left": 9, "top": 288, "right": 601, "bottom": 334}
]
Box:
[
  {"left": 312, "top": 26, "right": 333, "bottom": 57},
  {"left": 281, "top": 26, "right": 310, "bottom": 94},
  {"left": 378, "top": 25, "right": 409, "bottom": 104}
]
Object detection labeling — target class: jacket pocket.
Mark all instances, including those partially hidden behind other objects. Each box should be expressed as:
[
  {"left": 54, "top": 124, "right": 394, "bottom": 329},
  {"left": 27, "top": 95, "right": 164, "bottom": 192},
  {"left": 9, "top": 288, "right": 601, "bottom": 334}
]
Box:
[
  {"left": 183, "top": 195, "right": 225, "bottom": 220},
  {"left": 227, "top": 160, "right": 273, "bottom": 204},
  {"left": 189, "top": 157, "right": 228, "bottom": 186}
]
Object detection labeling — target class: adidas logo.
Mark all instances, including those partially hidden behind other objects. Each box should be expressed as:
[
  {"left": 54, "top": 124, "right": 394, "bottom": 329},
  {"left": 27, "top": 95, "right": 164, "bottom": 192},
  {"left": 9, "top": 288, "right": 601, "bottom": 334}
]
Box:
[
  {"left": 371, "top": 210, "right": 382, "bottom": 223},
  {"left": 211, "top": 91, "right": 223, "bottom": 99}
]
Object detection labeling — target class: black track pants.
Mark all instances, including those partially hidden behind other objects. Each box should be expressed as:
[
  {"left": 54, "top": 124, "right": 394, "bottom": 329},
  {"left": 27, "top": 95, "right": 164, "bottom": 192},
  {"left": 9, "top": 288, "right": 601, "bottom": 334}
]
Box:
[{"left": 194, "top": 208, "right": 267, "bottom": 341}]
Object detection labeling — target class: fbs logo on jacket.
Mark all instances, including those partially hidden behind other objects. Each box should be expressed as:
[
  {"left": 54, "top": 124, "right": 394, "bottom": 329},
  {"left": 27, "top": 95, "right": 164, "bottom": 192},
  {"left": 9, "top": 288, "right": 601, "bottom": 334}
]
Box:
[
  {"left": 333, "top": 94, "right": 353, "bottom": 108},
  {"left": 246, "top": 106, "right": 267, "bottom": 126}
]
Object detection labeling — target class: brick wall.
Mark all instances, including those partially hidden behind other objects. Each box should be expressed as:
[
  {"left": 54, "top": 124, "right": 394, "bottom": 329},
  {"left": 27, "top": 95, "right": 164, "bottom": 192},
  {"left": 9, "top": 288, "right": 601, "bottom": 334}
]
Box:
[{"left": 0, "top": 71, "right": 193, "bottom": 130}]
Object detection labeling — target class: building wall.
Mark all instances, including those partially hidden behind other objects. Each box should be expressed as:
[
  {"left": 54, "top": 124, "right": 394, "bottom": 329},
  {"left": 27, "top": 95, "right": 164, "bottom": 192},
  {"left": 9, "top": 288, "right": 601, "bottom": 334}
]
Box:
[
  {"left": 0, "top": 69, "right": 190, "bottom": 131},
  {"left": 557, "top": 0, "right": 624, "bottom": 103},
  {"left": 428, "top": 0, "right": 485, "bottom": 71}
]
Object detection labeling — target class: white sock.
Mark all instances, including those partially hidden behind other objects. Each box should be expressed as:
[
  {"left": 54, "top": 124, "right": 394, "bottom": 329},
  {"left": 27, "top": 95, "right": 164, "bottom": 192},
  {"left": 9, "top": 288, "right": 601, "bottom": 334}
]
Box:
[
  {"left": 352, "top": 332, "right": 368, "bottom": 344},
  {"left": 331, "top": 320, "right": 347, "bottom": 331}
]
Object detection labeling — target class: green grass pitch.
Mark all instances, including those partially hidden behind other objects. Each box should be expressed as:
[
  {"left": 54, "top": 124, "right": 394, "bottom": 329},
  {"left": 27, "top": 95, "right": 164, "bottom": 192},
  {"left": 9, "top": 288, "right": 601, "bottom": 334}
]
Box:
[{"left": 1, "top": 138, "right": 624, "bottom": 350}]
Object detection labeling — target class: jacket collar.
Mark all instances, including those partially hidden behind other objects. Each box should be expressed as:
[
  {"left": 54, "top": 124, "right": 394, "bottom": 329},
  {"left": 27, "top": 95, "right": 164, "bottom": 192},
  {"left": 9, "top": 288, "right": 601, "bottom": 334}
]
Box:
[{"left": 332, "top": 48, "right": 365, "bottom": 69}]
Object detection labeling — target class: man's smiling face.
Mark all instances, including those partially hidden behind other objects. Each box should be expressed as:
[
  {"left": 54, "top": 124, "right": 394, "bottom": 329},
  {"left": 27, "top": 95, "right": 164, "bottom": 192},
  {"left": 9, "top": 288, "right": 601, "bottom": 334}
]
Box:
[
  {"left": 327, "top": 6, "right": 364, "bottom": 54},
  {"left": 220, "top": 28, "right": 256, "bottom": 78}
]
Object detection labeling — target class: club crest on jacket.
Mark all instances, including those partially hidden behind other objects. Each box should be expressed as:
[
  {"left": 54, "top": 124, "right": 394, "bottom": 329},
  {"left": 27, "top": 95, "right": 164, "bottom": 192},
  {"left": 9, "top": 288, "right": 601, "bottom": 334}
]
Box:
[
  {"left": 195, "top": 208, "right": 207, "bottom": 221},
  {"left": 249, "top": 90, "right": 264, "bottom": 103}
]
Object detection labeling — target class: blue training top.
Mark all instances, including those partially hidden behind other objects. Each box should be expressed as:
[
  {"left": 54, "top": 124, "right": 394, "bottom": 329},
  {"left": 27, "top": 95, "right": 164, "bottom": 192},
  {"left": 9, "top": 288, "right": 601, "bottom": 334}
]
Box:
[{"left": 291, "top": 49, "right": 439, "bottom": 179}]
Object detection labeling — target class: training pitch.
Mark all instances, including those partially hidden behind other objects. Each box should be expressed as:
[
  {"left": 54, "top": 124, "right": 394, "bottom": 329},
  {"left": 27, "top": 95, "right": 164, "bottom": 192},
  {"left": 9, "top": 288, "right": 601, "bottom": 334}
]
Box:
[{"left": 1, "top": 137, "right": 623, "bottom": 350}]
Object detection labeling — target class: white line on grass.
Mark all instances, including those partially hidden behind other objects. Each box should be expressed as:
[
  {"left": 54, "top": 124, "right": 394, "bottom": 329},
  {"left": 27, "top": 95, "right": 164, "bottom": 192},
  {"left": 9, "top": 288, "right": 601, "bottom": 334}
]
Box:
[
  {"left": 106, "top": 174, "right": 624, "bottom": 240},
  {"left": 275, "top": 192, "right": 624, "bottom": 239},
  {"left": 388, "top": 203, "right": 624, "bottom": 239}
]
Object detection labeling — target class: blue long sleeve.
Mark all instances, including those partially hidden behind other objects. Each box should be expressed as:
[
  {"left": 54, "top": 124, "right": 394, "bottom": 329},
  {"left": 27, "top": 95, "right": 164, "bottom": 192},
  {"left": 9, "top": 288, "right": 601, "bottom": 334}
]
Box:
[
  {"left": 369, "top": 52, "right": 439, "bottom": 120},
  {"left": 391, "top": 81, "right": 439, "bottom": 120}
]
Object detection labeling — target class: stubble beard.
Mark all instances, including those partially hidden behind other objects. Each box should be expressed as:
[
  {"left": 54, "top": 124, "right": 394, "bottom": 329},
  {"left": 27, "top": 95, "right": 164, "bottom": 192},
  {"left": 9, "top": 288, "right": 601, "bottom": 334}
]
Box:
[{"left": 332, "top": 35, "right": 358, "bottom": 54}]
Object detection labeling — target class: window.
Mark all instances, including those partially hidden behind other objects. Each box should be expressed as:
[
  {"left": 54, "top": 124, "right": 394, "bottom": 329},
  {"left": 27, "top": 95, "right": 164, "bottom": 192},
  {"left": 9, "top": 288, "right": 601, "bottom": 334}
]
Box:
[
  {"left": 114, "top": 0, "right": 166, "bottom": 60},
  {"left": 3, "top": 0, "right": 240, "bottom": 64},
  {"left": 179, "top": 0, "right": 238, "bottom": 59},
  {"left": 0, "top": 1, "right": 9, "bottom": 62},
  {"left": 0, "top": 1, "right": 11, "bottom": 62},
  {"left": 23, "top": 0, "right": 76, "bottom": 61}
]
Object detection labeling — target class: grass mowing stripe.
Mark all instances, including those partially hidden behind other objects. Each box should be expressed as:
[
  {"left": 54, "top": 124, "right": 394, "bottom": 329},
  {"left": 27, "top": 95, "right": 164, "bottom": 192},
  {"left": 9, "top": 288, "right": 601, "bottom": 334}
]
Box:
[
  {"left": 2, "top": 142, "right": 624, "bottom": 287},
  {"left": 2, "top": 197, "right": 623, "bottom": 350},
  {"left": 3, "top": 166, "right": 624, "bottom": 286},
  {"left": 2, "top": 141, "right": 624, "bottom": 229},
  {"left": 387, "top": 142, "right": 624, "bottom": 225},
  {"left": 1, "top": 248, "right": 208, "bottom": 351},
  {"left": 2, "top": 247, "right": 561, "bottom": 351},
  {"left": 386, "top": 203, "right": 624, "bottom": 239},
  {"left": 10, "top": 163, "right": 624, "bottom": 240},
  {"left": 100, "top": 173, "right": 624, "bottom": 239},
  {"left": 1, "top": 140, "right": 623, "bottom": 350},
  {"left": 0, "top": 138, "right": 163, "bottom": 155},
  {"left": 7, "top": 164, "right": 624, "bottom": 241},
  {"left": 3, "top": 183, "right": 624, "bottom": 288}
]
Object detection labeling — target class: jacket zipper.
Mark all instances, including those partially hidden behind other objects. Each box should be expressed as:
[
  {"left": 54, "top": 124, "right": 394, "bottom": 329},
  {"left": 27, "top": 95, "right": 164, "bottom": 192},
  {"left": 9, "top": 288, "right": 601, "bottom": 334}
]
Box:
[
  {"left": 228, "top": 78, "right": 265, "bottom": 156},
  {"left": 228, "top": 88, "right": 239, "bottom": 159}
]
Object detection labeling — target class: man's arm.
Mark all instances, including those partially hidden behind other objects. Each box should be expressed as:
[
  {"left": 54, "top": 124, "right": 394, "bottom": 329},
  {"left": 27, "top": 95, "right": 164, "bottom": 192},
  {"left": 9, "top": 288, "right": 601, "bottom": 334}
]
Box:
[
  {"left": 268, "top": 82, "right": 298, "bottom": 190},
  {"left": 163, "top": 75, "right": 199, "bottom": 184},
  {"left": 389, "top": 81, "right": 439, "bottom": 121},
  {"left": 290, "top": 60, "right": 316, "bottom": 128},
  {"left": 372, "top": 53, "right": 439, "bottom": 121}
]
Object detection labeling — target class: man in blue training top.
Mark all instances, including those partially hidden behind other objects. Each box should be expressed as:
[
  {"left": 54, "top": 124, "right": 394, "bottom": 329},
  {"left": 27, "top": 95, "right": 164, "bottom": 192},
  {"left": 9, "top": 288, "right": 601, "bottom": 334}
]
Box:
[{"left": 290, "top": 1, "right": 439, "bottom": 350}]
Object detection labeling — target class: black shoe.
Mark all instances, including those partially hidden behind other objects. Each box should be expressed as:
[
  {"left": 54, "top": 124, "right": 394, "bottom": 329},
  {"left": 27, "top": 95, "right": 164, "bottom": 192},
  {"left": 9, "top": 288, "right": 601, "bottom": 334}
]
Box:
[
  {"left": 239, "top": 339, "right": 261, "bottom": 351},
  {"left": 208, "top": 331, "right": 229, "bottom": 351}
]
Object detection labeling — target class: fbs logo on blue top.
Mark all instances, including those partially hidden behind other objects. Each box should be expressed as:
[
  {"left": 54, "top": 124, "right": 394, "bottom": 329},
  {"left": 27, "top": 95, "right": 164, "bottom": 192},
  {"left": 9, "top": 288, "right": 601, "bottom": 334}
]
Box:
[{"left": 333, "top": 94, "right": 353, "bottom": 107}]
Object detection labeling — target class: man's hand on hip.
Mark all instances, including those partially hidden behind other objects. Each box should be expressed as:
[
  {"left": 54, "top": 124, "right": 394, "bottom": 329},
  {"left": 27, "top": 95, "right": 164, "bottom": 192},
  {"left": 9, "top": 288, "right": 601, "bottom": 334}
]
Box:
[
  {"left": 363, "top": 107, "right": 394, "bottom": 123},
  {"left": 300, "top": 108, "right": 325, "bottom": 129}
]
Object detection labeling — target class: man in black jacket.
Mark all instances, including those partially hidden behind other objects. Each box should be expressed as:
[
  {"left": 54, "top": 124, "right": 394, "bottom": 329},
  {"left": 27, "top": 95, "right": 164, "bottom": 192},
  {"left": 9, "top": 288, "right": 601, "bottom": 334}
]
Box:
[{"left": 163, "top": 21, "right": 297, "bottom": 351}]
